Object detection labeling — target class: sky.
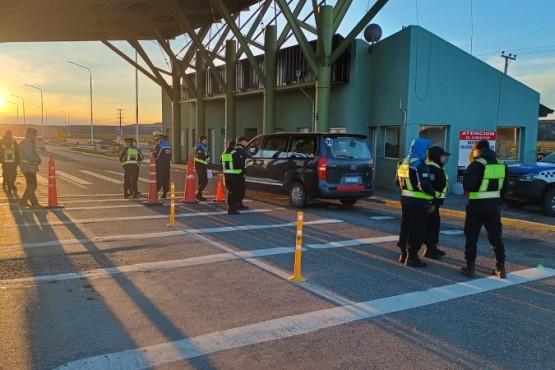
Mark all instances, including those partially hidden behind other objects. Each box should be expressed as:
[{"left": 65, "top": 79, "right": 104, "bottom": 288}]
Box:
[{"left": 0, "top": 0, "right": 554, "bottom": 126}]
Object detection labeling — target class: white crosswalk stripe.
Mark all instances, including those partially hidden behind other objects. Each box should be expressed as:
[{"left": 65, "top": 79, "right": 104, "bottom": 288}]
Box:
[
  {"left": 105, "top": 170, "right": 149, "bottom": 183},
  {"left": 56, "top": 170, "right": 93, "bottom": 185},
  {"left": 78, "top": 170, "right": 122, "bottom": 184}
]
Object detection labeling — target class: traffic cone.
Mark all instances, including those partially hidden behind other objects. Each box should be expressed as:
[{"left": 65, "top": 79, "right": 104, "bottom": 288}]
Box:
[
  {"left": 181, "top": 155, "right": 199, "bottom": 203},
  {"left": 145, "top": 155, "right": 162, "bottom": 206},
  {"left": 47, "top": 154, "right": 64, "bottom": 209},
  {"left": 212, "top": 175, "right": 225, "bottom": 203}
]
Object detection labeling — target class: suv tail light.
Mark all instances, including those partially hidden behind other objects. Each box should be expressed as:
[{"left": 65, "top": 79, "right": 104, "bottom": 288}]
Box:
[{"left": 318, "top": 156, "right": 327, "bottom": 180}]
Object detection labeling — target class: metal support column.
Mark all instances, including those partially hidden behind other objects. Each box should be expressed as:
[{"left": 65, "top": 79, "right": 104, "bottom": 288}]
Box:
[
  {"left": 263, "top": 25, "right": 277, "bottom": 134},
  {"left": 195, "top": 52, "right": 206, "bottom": 143},
  {"left": 225, "top": 40, "right": 237, "bottom": 144},
  {"left": 315, "top": 5, "right": 333, "bottom": 132},
  {"left": 171, "top": 65, "right": 182, "bottom": 162}
]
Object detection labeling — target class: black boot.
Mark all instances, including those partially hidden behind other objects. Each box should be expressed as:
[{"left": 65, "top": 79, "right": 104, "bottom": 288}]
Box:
[
  {"left": 404, "top": 251, "right": 427, "bottom": 268},
  {"left": 492, "top": 263, "right": 506, "bottom": 279},
  {"left": 423, "top": 247, "right": 441, "bottom": 260},
  {"left": 460, "top": 263, "right": 476, "bottom": 278}
]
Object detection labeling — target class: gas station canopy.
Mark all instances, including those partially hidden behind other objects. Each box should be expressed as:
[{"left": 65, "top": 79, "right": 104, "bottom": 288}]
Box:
[{"left": 0, "top": 0, "right": 260, "bottom": 42}]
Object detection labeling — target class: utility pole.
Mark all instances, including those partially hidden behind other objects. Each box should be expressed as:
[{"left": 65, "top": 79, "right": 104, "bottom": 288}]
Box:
[
  {"left": 116, "top": 108, "right": 124, "bottom": 143},
  {"left": 117, "top": 108, "right": 124, "bottom": 128},
  {"left": 501, "top": 51, "right": 517, "bottom": 74}
]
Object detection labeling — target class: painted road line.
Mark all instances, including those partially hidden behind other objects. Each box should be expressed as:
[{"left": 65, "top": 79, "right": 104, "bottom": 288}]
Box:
[
  {"left": 307, "top": 235, "right": 399, "bottom": 249},
  {"left": 79, "top": 170, "right": 122, "bottom": 184},
  {"left": 55, "top": 267, "right": 555, "bottom": 370},
  {"left": 12, "top": 219, "right": 343, "bottom": 249},
  {"left": 49, "top": 204, "right": 145, "bottom": 211},
  {"left": 56, "top": 170, "right": 93, "bottom": 185},
  {"left": 106, "top": 170, "right": 149, "bottom": 183},
  {"left": 13, "top": 209, "right": 276, "bottom": 227},
  {"left": 36, "top": 174, "right": 49, "bottom": 185}
]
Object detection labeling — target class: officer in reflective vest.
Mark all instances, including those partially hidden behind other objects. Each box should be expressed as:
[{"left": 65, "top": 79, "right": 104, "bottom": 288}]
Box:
[
  {"left": 18, "top": 127, "right": 43, "bottom": 208},
  {"left": 461, "top": 139, "right": 508, "bottom": 279},
  {"left": 222, "top": 137, "right": 249, "bottom": 214},
  {"left": 395, "top": 138, "right": 435, "bottom": 268},
  {"left": 154, "top": 134, "right": 172, "bottom": 199},
  {"left": 119, "top": 138, "right": 144, "bottom": 198},
  {"left": 0, "top": 130, "right": 20, "bottom": 192},
  {"left": 194, "top": 135, "right": 210, "bottom": 201},
  {"left": 423, "top": 146, "right": 451, "bottom": 259}
]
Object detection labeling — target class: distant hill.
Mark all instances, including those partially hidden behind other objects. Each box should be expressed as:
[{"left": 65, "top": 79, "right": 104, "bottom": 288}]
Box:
[{"left": 0, "top": 123, "right": 162, "bottom": 139}]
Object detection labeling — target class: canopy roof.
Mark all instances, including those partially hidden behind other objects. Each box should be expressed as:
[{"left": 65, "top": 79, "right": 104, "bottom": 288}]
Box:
[{"left": 0, "top": 0, "right": 259, "bottom": 42}]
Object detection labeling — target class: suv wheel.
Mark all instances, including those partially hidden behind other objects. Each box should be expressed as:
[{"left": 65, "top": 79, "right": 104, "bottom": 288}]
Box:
[
  {"left": 339, "top": 198, "right": 357, "bottom": 206},
  {"left": 504, "top": 199, "right": 526, "bottom": 209},
  {"left": 289, "top": 182, "right": 307, "bottom": 208},
  {"left": 541, "top": 187, "right": 555, "bottom": 217}
]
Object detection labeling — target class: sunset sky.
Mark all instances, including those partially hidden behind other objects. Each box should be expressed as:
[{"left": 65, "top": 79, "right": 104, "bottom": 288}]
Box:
[{"left": 1, "top": 0, "right": 554, "bottom": 126}]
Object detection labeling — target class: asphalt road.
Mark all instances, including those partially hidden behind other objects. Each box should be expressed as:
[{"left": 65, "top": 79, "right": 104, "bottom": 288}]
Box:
[{"left": 0, "top": 145, "right": 554, "bottom": 370}]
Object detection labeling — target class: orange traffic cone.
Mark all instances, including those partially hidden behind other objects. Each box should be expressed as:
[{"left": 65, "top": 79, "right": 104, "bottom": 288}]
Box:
[
  {"left": 212, "top": 175, "right": 225, "bottom": 203},
  {"left": 145, "top": 155, "right": 162, "bottom": 206},
  {"left": 47, "top": 154, "right": 64, "bottom": 209},
  {"left": 181, "top": 155, "right": 199, "bottom": 204}
]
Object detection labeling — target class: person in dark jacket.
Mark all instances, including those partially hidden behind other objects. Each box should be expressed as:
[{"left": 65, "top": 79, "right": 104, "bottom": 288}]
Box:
[
  {"left": 1, "top": 130, "right": 20, "bottom": 192},
  {"left": 154, "top": 135, "right": 172, "bottom": 199},
  {"left": 194, "top": 135, "right": 210, "bottom": 201},
  {"left": 119, "top": 138, "right": 144, "bottom": 198},
  {"left": 423, "top": 146, "right": 450, "bottom": 259},
  {"left": 461, "top": 139, "right": 508, "bottom": 279},
  {"left": 222, "top": 136, "right": 249, "bottom": 214},
  {"left": 395, "top": 138, "right": 435, "bottom": 267}
]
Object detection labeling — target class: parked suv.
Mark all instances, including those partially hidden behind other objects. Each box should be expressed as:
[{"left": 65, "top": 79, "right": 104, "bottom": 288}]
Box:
[
  {"left": 245, "top": 133, "right": 374, "bottom": 207},
  {"left": 506, "top": 151, "right": 555, "bottom": 216}
]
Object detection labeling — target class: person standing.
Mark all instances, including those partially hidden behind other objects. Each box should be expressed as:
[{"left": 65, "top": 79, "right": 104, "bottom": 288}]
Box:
[
  {"left": 221, "top": 139, "right": 239, "bottom": 213},
  {"left": 395, "top": 138, "right": 435, "bottom": 268},
  {"left": 154, "top": 134, "right": 172, "bottom": 199},
  {"left": 461, "top": 140, "right": 508, "bottom": 279},
  {"left": 18, "top": 128, "right": 43, "bottom": 208},
  {"left": 234, "top": 136, "right": 249, "bottom": 211},
  {"left": 194, "top": 135, "right": 210, "bottom": 201},
  {"left": 422, "top": 146, "right": 450, "bottom": 259},
  {"left": 119, "top": 137, "right": 144, "bottom": 198},
  {"left": 1, "top": 130, "right": 20, "bottom": 192}
]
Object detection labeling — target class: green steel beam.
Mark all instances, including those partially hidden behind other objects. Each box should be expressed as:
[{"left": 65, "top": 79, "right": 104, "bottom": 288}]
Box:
[
  {"left": 332, "top": 0, "right": 353, "bottom": 34},
  {"left": 329, "top": 0, "right": 388, "bottom": 65},
  {"left": 171, "top": 62, "right": 182, "bottom": 161},
  {"left": 315, "top": 5, "right": 333, "bottom": 132},
  {"left": 263, "top": 25, "right": 277, "bottom": 134},
  {"left": 196, "top": 54, "right": 206, "bottom": 139},
  {"left": 275, "top": 0, "right": 319, "bottom": 76},
  {"left": 298, "top": 21, "right": 317, "bottom": 35},
  {"left": 128, "top": 39, "right": 173, "bottom": 97},
  {"left": 237, "top": 0, "right": 273, "bottom": 58},
  {"left": 277, "top": 0, "right": 306, "bottom": 48},
  {"left": 211, "top": 0, "right": 266, "bottom": 83},
  {"left": 225, "top": 39, "right": 237, "bottom": 143}
]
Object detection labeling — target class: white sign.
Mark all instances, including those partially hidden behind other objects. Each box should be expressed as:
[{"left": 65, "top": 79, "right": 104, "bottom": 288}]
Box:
[{"left": 457, "top": 130, "right": 496, "bottom": 182}]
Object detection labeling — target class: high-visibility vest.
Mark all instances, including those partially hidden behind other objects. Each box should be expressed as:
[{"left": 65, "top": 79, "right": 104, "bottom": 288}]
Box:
[
  {"left": 221, "top": 150, "right": 242, "bottom": 174},
  {"left": 397, "top": 158, "right": 434, "bottom": 200},
  {"left": 426, "top": 161, "right": 448, "bottom": 199},
  {"left": 468, "top": 158, "right": 505, "bottom": 200},
  {"left": 122, "top": 148, "right": 139, "bottom": 165},
  {"left": 2, "top": 144, "right": 15, "bottom": 163}
]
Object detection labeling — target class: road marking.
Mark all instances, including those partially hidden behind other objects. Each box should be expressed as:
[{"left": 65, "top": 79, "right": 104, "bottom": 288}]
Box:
[
  {"left": 56, "top": 170, "right": 93, "bottom": 185},
  {"left": 106, "top": 170, "right": 149, "bottom": 183},
  {"left": 12, "top": 219, "right": 343, "bottom": 249},
  {"left": 369, "top": 216, "right": 394, "bottom": 220},
  {"left": 54, "top": 267, "right": 555, "bottom": 370},
  {"left": 49, "top": 204, "right": 145, "bottom": 211},
  {"left": 440, "top": 230, "right": 464, "bottom": 235},
  {"left": 36, "top": 174, "right": 49, "bottom": 185},
  {"left": 79, "top": 170, "right": 121, "bottom": 184},
  {"left": 307, "top": 235, "right": 399, "bottom": 249}
]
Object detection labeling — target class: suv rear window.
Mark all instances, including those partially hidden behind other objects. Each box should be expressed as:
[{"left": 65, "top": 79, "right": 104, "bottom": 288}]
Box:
[{"left": 324, "top": 137, "right": 370, "bottom": 160}]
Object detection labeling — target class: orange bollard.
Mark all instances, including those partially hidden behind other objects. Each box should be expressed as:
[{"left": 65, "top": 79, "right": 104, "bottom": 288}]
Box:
[
  {"left": 167, "top": 181, "right": 176, "bottom": 227},
  {"left": 212, "top": 175, "right": 225, "bottom": 203},
  {"left": 181, "top": 155, "right": 199, "bottom": 204},
  {"left": 289, "top": 211, "right": 305, "bottom": 283},
  {"left": 145, "top": 155, "right": 162, "bottom": 206},
  {"left": 47, "top": 154, "right": 64, "bottom": 209}
]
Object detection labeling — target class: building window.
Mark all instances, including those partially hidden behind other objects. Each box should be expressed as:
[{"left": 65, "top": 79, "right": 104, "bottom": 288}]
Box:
[
  {"left": 420, "top": 125, "right": 447, "bottom": 147},
  {"left": 497, "top": 127, "right": 521, "bottom": 160},
  {"left": 384, "top": 126, "right": 400, "bottom": 158}
]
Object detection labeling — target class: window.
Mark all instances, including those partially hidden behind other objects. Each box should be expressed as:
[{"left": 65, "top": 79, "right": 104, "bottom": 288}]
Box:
[
  {"left": 497, "top": 127, "right": 521, "bottom": 160},
  {"left": 384, "top": 126, "right": 400, "bottom": 158},
  {"left": 290, "top": 137, "right": 316, "bottom": 157},
  {"left": 419, "top": 125, "right": 447, "bottom": 147},
  {"left": 247, "top": 137, "right": 263, "bottom": 157},
  {"left": 325, "top": 137, "right": 371, "bottom": 159},
  {"left": 261, "top": 137, "right": 289, "bottom": 159}
]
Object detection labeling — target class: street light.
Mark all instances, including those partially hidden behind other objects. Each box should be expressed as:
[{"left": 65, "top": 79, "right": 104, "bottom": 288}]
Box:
[
  {"left": 68, "top": 61, "right": 94, "bottom": 145},
  {"left": 24, "top": 84, "right": 44, "bottom": 137},
  {"left": 5, "top": 101, "right": 19, "bottom": 125},
  {"left": 61, "top": 110, "right": 69, "bottom": 136},
  {"left": 10, "top": 94, "right": 25, "bottom": 125}
]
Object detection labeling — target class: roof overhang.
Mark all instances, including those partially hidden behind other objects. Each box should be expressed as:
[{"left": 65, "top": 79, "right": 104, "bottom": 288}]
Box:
[
  {"left": 0, "top": 0, "right": 259, "bottom": 42},
  {"left": 539, "top": 103, "right": 554, "bottom": 118}
]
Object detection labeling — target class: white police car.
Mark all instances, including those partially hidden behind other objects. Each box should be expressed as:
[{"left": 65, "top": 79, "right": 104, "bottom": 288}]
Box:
[{"left": 506, "top": 152, "right": 555, "bottom": 216}]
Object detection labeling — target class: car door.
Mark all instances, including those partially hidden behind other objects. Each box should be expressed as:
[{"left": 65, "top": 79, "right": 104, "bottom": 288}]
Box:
[{"left": 256, "top": 135, "right": 291, "bottom": 187}]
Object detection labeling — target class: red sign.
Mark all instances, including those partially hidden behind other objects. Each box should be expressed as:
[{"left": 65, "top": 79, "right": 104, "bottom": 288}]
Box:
[{"left": 459, "top": 131, "right": 496, "bottom": 140}]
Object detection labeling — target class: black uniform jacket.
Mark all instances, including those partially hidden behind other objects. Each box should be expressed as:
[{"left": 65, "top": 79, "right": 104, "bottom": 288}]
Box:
[{"left": 463, "top": 148, "right": 508, "bottom": 207}]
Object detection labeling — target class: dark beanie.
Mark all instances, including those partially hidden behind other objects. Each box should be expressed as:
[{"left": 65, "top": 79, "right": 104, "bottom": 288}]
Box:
[{"left": 473, "top": 140, "right": 490, "bottom": 150}]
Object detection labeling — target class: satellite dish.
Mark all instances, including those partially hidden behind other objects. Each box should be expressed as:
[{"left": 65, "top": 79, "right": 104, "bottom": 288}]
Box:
[{"left": 364, "top": 24, "right": 382, "bottom": 43}]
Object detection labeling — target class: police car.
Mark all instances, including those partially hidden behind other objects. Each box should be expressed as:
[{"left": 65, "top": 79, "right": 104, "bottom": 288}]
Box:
[{"left": 506, "top": 152, "right": 555, "bottom": 216}]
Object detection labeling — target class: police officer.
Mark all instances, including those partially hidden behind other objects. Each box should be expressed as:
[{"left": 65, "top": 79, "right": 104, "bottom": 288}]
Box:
[
  {"left": 221, "top": 139, "right": 238, "bottom": 213},
  {"left": 461, "top": 140, "right": 508, "bottom": 279},
  {"left": 1, "top": 130, "right": 20, "bottom": 192},
  {"left": 423, "top": 146, "right": 450, "bottom": 259},
  {"left": 154, "top": 134, "right": 172, "bottom": 199},
  {"left": 19, "top": 127, "right": 43, "bottom": 208},
  {"left": 119, "top": 137, "right": 144, "bottom": 198},
  {"left": 395, "top": 138, "right": 435, "bottom": 267},
  {"left": 194, "top": 135, "right": 210, "bottom": 201},
  {"left": 222, "top": 136, "right": 249, "bottom": 214}
]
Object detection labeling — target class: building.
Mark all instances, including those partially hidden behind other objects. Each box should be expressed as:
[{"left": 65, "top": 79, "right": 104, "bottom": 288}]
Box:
[{"left": 162, "top": 25, "right": 541, "bottom": 191}]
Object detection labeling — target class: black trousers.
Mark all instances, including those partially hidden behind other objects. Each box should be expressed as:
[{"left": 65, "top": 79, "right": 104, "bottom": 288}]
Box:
[
  {"left": 225, "top": 174, "right": 242, "bottom": 209},
  {"left": 2, "top": 162, "right": 17, "bottom": 188},
  {"left": 424, "top": 205, "right": 441, "bottom": 248},
  {"left": 21, "top": 172, "right": 38, "bottom": 205},
  {"left": 156, "top": 163, "right": 170, "bottom": 194},
  {"left": 464, "top": 204, "right": 505, "bottom": 265},
  {"left": 196, "top": 165, "right": 208, "bottom": 196},
  {"left": 398, "top": 203, "right": 428, "bottom": 258},
  {"left": 123, "top": 164, "right": 139, "bottom": 196}
]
